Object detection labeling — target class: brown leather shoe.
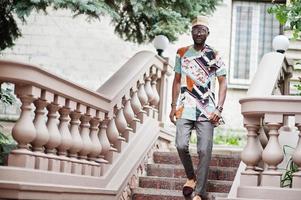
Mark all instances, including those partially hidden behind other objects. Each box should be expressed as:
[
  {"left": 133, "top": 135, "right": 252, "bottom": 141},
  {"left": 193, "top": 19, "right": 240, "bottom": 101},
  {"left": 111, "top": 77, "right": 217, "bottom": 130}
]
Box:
[
  {"left": 182, "top": 178, "right": 196, "bottom": 197},
  {"left": 192, "top": 195, "right": 202, "bottom": 200}
]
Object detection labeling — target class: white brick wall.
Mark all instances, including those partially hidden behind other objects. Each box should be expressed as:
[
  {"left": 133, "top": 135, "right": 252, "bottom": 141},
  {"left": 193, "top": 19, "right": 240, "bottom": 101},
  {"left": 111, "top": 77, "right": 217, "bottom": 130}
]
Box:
[{"left": 1, "top": 9, "right": 155, "bottom": 89}]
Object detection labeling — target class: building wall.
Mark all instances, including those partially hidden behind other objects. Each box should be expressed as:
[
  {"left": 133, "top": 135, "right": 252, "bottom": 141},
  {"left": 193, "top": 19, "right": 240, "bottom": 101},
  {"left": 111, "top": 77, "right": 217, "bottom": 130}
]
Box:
[
  {"left": 208, "top": 0, "right": 246, "bottom": 130},
  {"left": 0, "top": 1, "right": 246, "bottom": 130}
]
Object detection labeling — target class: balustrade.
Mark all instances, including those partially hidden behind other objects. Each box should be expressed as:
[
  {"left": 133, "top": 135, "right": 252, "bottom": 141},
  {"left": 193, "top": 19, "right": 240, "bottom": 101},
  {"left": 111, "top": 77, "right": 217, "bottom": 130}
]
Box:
[
  {"left": 240, "top": 96, "right": 301, "bottom": 189},
  {"left": 0, "top": 51, "right": 172, "bottom": 200}
]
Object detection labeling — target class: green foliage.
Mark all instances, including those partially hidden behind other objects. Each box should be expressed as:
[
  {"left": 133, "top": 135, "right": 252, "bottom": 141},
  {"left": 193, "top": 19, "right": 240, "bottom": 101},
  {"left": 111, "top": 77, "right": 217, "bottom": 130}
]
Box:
[
  {"left": 113, "top": 0, "right": 222, "bottom": 43},
  {"left": 268, "top": 0, "right": 301, "bottom": 39},
  {"left": 190, "top": 128, "right": 246, "bottom": 147},
  {"left": 0, "top": 0, "right": 22, "bottom": 50},
  {"left": 0, "top": 86, "right": 16, "bottom": 165},
  {"left": 0, "top": 130, "right": 16, "bottom": 165},
  {"left": 213, "top": 130, "right": 246, "bottom": 147},
  {"left": 0, "top": 0, "right": 222, "bottom": 51},
  {"left": 214, "top": 133, "right": 240, "bottom": 146},
  {"left": 294, "top": 77, "right": 301, "bottom": 95},
  {"left": 294, "top": 84, "right": 301, "bottom": 95},
  {"left": 280, "top": 145, "right": 298, "bottom": 188},
  {"left": 0, "top": 88, "right": 15, "bottom": 105}
]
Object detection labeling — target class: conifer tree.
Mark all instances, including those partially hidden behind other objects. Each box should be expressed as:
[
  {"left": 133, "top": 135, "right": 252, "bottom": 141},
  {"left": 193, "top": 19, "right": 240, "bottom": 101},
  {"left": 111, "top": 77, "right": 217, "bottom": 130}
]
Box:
[{"left": 0, "top": 0, "right": 222, "bottom": 51}]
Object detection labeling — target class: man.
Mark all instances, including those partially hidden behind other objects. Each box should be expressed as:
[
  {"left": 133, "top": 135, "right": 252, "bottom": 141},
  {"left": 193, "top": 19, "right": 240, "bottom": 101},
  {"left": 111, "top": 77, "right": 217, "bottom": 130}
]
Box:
[{"left": 169, "top": 16, "right": 227, "bottom": 200}]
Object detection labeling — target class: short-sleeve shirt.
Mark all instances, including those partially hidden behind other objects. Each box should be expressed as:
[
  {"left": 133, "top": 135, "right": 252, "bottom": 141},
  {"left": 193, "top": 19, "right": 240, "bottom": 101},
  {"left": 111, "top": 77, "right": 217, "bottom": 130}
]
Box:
[{"left": 174, "top": 44, "right": 227, "bottom": 121}]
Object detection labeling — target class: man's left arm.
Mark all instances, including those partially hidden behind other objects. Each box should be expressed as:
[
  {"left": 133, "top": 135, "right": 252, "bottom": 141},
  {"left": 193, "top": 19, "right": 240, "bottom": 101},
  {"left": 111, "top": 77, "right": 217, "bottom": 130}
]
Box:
[
  {"left": 210, "top": 75, "right": 227, "bottom": 123},
  {"left": 216, "top": 75, "right": 227, "bottom": 110}
]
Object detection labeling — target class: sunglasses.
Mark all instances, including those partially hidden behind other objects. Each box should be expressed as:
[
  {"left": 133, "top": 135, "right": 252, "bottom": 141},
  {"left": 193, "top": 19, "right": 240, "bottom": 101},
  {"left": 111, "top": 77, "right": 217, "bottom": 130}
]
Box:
[{"left": 191, "top": 28, "right": 208, "bottom": 35}]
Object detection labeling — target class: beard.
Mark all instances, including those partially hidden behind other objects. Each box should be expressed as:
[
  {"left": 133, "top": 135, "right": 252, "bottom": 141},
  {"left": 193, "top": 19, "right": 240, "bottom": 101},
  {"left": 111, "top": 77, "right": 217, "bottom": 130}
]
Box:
[{"left": 193, "top": 38, "right": 205, "bottom": 46}]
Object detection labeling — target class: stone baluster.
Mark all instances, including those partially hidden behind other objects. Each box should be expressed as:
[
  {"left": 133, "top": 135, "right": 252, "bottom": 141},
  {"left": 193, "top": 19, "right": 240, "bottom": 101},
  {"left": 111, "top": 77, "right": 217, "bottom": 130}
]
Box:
[
  {"left": 45, "top": 95, "right": 63, "bottom": 172},
  {"left": 79, "top": 107, "right": 93, "bottom": 175},
  {"left": 240, "top": 117, "right": 261, "bottom": 186},
  {"left": 14, "top": 96, "right": 36, "bottom": 148},
  {"left": 137, "top": 80, "right": 149, "bottom": 109},
  {"left": 31, "top": 91, "right": 50, "bottom": 170},
  {"left": 255, "top": 118, "right": 268, "bottom": 171},
  {"left": 133, "top": 84, "right": 148, "bottom": 123},
  {"left": 150, "top": 72, "right": 160, "bottom": 119},
  {"left": 88, "top": 111, "right": 101, "bottom": 161},
  {"left": 115, "top": 106, "right": 128, "bottom": 134},
  {"left": 57, "top": 99, "right": 73, "bottom": 173},
  {"left": 79, "top": 107, "right": 92, "bottom": 159},
  {"left": 98, "top": 119, "right": 110, "bottom": 165},
  {"left": 144, "top": 75, "right": 155, "bottom": 117},
  {"left": 131, "top": 89, "right": 143, "bottom": 115},
  {"left": 32, "top": 98, "right": 48, "bottom": 151},
  {"left": 68, "top": 107, "right": 83, "bottom": 175},
  {"left": 158, "top": 66, "right": 169, "bottom": 122},
  {"left": 123, "top": 96, "right": 140, "bottom": 133},
  {"left": 106, "top": 115, "right": 119, "bottom": 147},
  {"left": 115, "top": 103, "right": 133, "bottom": 142},
  {"left": 241, "top": 124, "right": 262, "bottom": 171},
  {"left": 8, "top": 85, "right": 40, "bottom": 168},
  {"left": 261, "top": 114, "right": 283, "bottom": 187},
  {"left": 88, "top": 111, "right": 102, "bottom": 176},
  {"left": 123, "top": 97, "right": 135, "bottom": 124},
  {"left": 293, "top": 115, "right": 301, "bottom": 188},
  {"left": 107, "top": 112, "right": 125, "bottom": 153},
  {"left": 258, "top": 123, "right": 269, "bottom": 149}
]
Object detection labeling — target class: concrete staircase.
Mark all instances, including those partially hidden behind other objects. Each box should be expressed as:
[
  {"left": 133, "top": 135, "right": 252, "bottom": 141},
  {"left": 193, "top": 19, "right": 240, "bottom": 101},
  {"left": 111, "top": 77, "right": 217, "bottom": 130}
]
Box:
[{"left": 132, "top": 150, "right": 241, "bottom": 200}]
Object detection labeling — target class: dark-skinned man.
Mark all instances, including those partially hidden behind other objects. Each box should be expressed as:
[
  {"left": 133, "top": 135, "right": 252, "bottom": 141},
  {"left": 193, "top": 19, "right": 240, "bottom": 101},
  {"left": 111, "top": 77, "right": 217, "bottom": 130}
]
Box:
[{"left": 169, "top": 16, "right": 227, "bottom": 200}]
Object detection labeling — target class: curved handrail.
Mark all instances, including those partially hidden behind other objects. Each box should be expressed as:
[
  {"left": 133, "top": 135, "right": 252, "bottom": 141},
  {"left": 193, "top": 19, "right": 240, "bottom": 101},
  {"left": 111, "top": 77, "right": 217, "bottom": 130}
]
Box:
[
  {"left": 97, "top": 50, "right": 171, "bottom": 106},
  {"left": 240, "top": 95, "right": 301, "bottom": 116},
  {"left": 247, "top": 52, "right": 285, "bottom": 96},
  {"left": 0, "top": 50, "right": 171, "bottom": 114},
  {"left": 0, "top": 59, "right": 111, "bottom": 111}
]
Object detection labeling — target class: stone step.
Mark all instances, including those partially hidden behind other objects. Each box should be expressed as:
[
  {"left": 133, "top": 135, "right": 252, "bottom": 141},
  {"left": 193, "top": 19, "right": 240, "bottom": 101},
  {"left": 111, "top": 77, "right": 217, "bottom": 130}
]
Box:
[
  {"left": 286, "top": 49, "right": 301, "bottom": 61},
  {"left": 147, "top": 163, "right": 237, "bottom": 181},
  {"left": 139, "top": 176, "right": 232, "bottom": 193},
  {"left": 153, "top": 152, "right": 241, "bottom": 168},
  {"left": 132, "top": 187, "right": 228, "bottom": 200},
  {"left": 288, "top": 39, "right": 301, "bottom": 51}
]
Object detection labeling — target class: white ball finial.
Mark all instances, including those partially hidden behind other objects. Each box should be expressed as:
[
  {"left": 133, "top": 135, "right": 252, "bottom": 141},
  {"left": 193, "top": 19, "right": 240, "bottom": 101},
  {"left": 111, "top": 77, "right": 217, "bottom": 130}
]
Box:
[
  {"left": 153, "top": 35, "right": 169, "bottom": 56},
  {"left": 272, "top": 35, "right": 289, "bottom": 53}
]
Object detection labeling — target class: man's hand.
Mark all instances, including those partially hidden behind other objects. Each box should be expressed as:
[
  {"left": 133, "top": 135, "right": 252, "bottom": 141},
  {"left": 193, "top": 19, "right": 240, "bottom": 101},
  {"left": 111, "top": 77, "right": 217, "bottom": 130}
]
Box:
[
  {"left": 209, "top": 109, "right": 221, "bottom": 124},
  {"left": 170, "top": 73, "right": 181, "bottom": 125},
  {"left": 169, "top": 107, "right": 177, "bottom": 125}
]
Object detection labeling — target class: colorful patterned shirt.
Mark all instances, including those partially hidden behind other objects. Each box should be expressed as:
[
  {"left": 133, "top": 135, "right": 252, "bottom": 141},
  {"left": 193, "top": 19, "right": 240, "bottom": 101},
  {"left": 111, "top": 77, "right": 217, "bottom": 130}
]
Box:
[{"left": 174, "top": 45, "right": 227, "bottom": 121}]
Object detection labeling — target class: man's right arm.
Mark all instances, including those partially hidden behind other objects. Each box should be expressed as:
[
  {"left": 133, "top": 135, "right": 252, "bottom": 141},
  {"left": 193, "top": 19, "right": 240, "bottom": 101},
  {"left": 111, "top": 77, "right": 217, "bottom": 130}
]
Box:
[{"left": 169, "top": 72, "right": 181, "bottom": 124}]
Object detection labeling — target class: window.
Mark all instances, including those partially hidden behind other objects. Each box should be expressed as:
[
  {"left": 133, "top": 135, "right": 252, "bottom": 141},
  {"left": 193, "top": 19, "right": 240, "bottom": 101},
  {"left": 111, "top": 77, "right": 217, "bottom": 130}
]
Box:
[{"left": 229, "top": 1, "right": 280, "bottom": 85}]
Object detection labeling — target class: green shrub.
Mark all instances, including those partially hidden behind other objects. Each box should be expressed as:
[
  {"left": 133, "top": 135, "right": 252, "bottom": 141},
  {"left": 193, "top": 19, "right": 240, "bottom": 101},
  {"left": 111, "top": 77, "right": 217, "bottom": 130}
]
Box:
[
  {"left": 280, "top": 145, "right": 298, "bottom": 188},
  {"left": 0, "top": 84, "right": 17, "bottom": 165},
  {"left": 189, "top": 128, "right": 246, "bottom": 147},
  {"left": 0, "top": 129, "right": 16, "bottom": 165},
  {"left": 294, "top": 77, "right": 301, "bottom": 96}
]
